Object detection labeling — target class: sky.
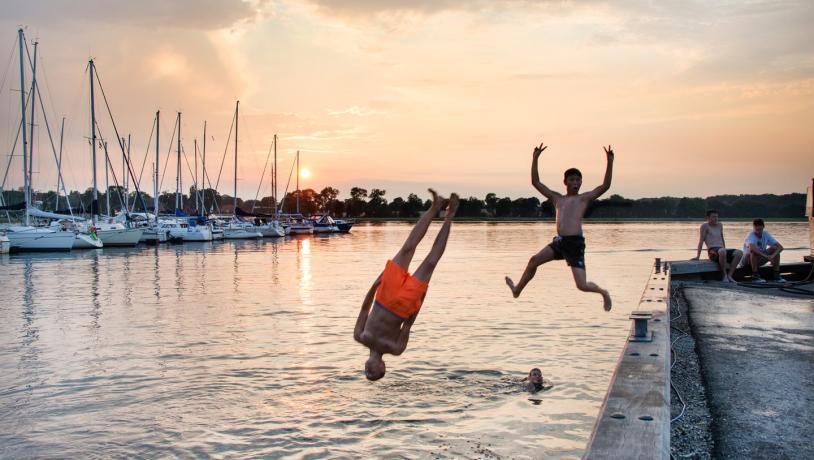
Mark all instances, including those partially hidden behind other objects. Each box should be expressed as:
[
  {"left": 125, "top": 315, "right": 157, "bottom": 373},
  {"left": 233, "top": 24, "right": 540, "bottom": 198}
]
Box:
[{"left": 1, "top": 0, "right": 813, "bottom": 202}]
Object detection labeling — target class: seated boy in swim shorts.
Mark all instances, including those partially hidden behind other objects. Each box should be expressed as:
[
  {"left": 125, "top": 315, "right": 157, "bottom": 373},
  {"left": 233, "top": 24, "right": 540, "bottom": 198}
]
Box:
[
  {"left": 354, "top": 190, "right": 459, "bottom": 381},
  {"left": 505, "top": 141, "right": 613, "bottom": 311},
  {"left": 691, "top": 209, "right": 743, "bottom": 283}
]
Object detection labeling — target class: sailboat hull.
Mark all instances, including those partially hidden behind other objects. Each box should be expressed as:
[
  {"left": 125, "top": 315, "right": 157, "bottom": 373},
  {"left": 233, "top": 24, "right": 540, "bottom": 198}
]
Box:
[
  {"left": 97, "top": 228, "right": 143, "bottom": 246},
  {"left": 73, "top": 233, "right": 103, "bottom": 249},
  {"left": 5, "top": 227, "right": 75, "bottom": 251}
]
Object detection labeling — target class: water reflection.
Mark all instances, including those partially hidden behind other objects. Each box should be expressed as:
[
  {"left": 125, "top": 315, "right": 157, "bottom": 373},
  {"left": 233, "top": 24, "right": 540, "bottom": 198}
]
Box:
[{"left": 0, "top": 222, "right": 809, "bottom": 459}]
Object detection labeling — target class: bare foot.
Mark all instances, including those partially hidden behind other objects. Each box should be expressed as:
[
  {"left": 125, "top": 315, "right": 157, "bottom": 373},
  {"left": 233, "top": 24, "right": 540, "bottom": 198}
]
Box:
[
  {"left": 428, "top": 188, "right": 441, "bottom": 208},
  {"left": 445, "top": 193, "right": 459, "bottom": 218},
  {"left": 728, "top": 275, "right": 737, "bottom": 283},
  {"left": 505, "top": 276, "right": 519, "bottom": 298},
  {"left": 601, "top": 290, "right": 612, "bottom": 311},
  {"left": 721, "top": 276, "right": 730, "bottom": 283}
]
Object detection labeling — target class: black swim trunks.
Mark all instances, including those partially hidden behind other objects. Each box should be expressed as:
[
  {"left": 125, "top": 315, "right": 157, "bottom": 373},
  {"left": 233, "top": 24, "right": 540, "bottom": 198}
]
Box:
[
  {"left": 707, "top": 247, "right": 737, "bottom": 263},
  {"left": 548, "top": 235, "right": 586, "bottom": 269}
]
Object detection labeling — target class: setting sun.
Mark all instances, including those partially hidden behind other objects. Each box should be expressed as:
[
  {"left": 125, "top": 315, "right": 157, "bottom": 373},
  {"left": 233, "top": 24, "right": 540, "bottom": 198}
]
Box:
[{"left": 299, "top": 168, "right": 311, "bottom": 179}]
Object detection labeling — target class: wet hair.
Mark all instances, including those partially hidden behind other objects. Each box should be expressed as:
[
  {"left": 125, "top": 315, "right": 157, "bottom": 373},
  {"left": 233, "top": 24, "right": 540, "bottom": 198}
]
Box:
[
  {"left": 706, "top": 209, "right": 718, "bottom": 217},
  {"left": 753, "top": 218, "right": 765, "bottom": 227},
  {"left": 563, "top": 168, "right": 582, "bottom": 181},
  {"left": 365, "top": 358, "right": 386, "bottom": 381}
]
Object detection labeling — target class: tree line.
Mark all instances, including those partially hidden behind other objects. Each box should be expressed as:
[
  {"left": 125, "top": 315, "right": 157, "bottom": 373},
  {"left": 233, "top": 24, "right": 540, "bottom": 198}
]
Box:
[{"left": 3, "top": 186, "right": 805, "bottom": 219}]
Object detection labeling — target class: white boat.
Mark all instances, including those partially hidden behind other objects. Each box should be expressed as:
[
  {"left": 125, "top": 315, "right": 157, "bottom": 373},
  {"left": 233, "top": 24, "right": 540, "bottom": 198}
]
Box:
[
  {"left": 73, "top": 232, "right": 103, "bottom": 249},
  {"left": 288, "top": 222, "right": 314, "bottom": 235},
  {"left": 139, "top": 227, "right": 169, "bottom": 244},
  {"left": 223, "top": 224, "right": 262, "bottom": 239},
  {"left": 87, "top": 221, "right": 143, "bottom": 246},
  {"left": 257, "top": 221, "right": 285, "bottom": 237},
  {"left": 211, "top": 227, "right": 225, "bottom": 240},
  {"left": 159, "top": 219, "right": 213, "bottom": 242},
  {"left": 4, "top": 226, "right": 75, "bottom": 252},
  {"left": 0, "top": 233, "right": 9, "bottom": 253}
]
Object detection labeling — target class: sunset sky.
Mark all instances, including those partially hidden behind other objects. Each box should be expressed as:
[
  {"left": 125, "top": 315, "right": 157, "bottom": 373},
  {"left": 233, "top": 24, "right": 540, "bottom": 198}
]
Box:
[{"left": 1, "top": 0, "right": 813, "bottom": 202}]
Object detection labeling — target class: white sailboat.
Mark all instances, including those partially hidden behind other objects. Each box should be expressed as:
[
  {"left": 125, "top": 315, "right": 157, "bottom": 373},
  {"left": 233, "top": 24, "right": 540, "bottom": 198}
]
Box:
[
  {"left": 223, "top": 101, "right": 261, "bottom": 240},
  {"left": 4, "top": 30, "right": 75, "bottom": 252},
  {"left": 81, "top": 59, "right": 142, "bottom": 247}
]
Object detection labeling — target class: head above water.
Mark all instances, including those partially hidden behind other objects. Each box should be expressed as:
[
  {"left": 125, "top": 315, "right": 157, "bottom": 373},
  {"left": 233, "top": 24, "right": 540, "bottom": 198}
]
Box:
[
  {"left": 365, "top": 353, "right": 386, "bottom": 381},
  {"left": 706, "top": 209, "right": 719, "bottom": 224},
  {"left": 563, "top": 168, "right": 582, "bottom": 194},
  {"left": 528, "top": 368, "right": 543, "bottom": 384}
]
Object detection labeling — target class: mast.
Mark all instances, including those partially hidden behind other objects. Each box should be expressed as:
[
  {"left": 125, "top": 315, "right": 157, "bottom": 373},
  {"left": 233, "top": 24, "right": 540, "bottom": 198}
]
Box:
[
  {"left": 296, "top": 149, "right": 300, "bottom": 214},
  {"left": 234, "top": 100, "right": 239, "bottom": 213},
  {"left": 202, "top": 121, "right": 206, "bottom": 214},
  {"left": 123, "top": 135, "right": 130, "bottom": 211},
  {"left": 27, "top": 40, "right": 38, "bottom": 215},
  {"left": 175, "top": 112, "right": 181, "bottom": 211},
  {"left": 104, "top": 141, "right": 110, "bottom": 216},
  {"left": 273, "top": 133, "right": 277, "bottom": 213},
  {"left": 89, "top": 59, "right": 99, "bottom": 224},
  {"left": 57, "top": 117, "right": 66, "bottom": 211},
  {"left": 154, "top": 110, "right": 159, "bottom": 223},
  {"left": 17, "top": 29, "right": 30, "bottom": 225},
  {"left": 194, "top": 138, "right": 199, "bottom": 213}
]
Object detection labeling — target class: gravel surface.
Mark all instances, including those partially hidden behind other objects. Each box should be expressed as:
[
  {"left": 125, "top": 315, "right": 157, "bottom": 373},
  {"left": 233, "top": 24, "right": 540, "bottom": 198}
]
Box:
[{"left": 669, "top": 283, "right": 714, "bottom": 459}]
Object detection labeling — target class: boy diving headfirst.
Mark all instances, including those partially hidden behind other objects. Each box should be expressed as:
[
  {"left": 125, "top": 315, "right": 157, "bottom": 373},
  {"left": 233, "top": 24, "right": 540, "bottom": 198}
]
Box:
[
  {"left": 354, "top": 190, "right": 459, "bottom": 381},
  {"left": 505, "top": 142, "right": 614, "bottom": 311}
]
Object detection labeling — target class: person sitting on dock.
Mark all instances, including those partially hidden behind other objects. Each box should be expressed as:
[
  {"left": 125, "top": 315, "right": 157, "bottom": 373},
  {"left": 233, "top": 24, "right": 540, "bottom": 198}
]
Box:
[
  {"left": 505, "top": 141, "right": 613, "bottom": 311},
  {"left": 691, "top": 209, "right": 743, "bottom": 283},
  {"left": 354, "top": 189, "right": 459, "bottom": 381},
  {"left": 742, "top": 218, "right": 785, "bottom": 283}
]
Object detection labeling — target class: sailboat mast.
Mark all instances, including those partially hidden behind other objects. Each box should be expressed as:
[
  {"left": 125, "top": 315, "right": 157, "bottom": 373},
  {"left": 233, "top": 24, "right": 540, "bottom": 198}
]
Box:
[
  {"left": 234, "top": 100, "right": 239, "bottom": 213},
  {"left": 154, "top": 110, "right": 159, "bottom": 223},
  {"left": 89, "top": 59, "right": 99, "bottom": 224},
  {"left": 176, "top": 112, "right": 181, "bottom": 211},
  {"left": 202, "top": 121, "right": 207, "bottom": 214},
  {"left": 27, "top": 40, "right": 38, "bottom": 215},
  {"left": 273, "top": 134, "right": 277, "bottom": 212},
  {"left": 296, "top": 150, "right": 300, "bottom": 214},
  {"left": 17, "top": 29, "right": 30, "bottom": 225},
  {"left": 104, "top": 141, "right": 110, "bottom": 216},
  {"left": 194, "top": 138, "right": 199, "bottom": 213}
]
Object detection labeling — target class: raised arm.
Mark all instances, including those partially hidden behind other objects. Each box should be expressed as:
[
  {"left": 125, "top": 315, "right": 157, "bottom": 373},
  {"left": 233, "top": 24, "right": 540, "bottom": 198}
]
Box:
[
  {"left": 692, "top": 224, "right": 707, "bottom": 260},
  {"left": 530, "top": 142, "right": 560, "bottom": 201},
  {"left": 584, "top": 145, "right": 615, "bottom": 201},
  {"left": 353, "top": 275, "right": 382, "bottom": 343}
]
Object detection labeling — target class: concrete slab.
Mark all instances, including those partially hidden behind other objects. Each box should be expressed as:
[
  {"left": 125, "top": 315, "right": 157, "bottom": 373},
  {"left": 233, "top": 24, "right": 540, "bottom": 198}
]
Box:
[{"left": 682, "top": 286, "right": 814, "bottom": 460}]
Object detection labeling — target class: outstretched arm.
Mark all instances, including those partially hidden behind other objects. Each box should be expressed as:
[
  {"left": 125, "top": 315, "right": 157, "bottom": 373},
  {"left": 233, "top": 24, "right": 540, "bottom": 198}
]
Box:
[
  {"left": 530, "top": 142, "right": 560, "bottom": 201},
  {"left": 353, "top": 275, "right": 382, "bottom": 343},
  {"left": 584, "top": 146, "right": 615, "bottom": 201}
]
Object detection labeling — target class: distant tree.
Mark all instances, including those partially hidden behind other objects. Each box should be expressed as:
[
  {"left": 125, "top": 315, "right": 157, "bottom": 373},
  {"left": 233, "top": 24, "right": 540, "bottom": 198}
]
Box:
[
  {"left": 367, "top": 188, "right": 388, "bottom": 217},
  {"left": 495, "top": 197, "right": 512, "bottom": 217},
  {"left": 485, "top": 193, "right": 498, "bottom": 216},
  {"left": 403, "top": 193, "right": 425, "bottom": 217}
]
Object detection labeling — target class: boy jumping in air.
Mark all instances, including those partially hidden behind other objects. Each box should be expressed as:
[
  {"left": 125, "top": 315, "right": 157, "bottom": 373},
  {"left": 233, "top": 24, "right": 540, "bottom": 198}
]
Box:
[{"left": 505, "top": 142, "right": 614, "bottom": 311}]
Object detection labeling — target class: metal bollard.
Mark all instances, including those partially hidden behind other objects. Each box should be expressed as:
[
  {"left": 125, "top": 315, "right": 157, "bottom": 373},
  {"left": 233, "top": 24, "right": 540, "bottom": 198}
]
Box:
[
  {"left": 654, "top": 257, "right": 662, "bottom": 273},
  {"left": 629, "top": 311, "right": 654, "bottom": 342}
]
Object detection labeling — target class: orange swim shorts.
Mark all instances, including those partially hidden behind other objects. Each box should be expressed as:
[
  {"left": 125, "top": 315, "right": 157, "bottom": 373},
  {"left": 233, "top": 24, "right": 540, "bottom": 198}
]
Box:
[{"left": 374, "top": 260, "right": 429, "bottom": 319}]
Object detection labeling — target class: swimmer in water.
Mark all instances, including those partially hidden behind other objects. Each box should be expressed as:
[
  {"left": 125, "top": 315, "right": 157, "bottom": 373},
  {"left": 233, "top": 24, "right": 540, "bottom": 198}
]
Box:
[
  {"left": 354, "top": 189, "right": 459, "bottom": 381},
  {"left": 525, "top": 368, "right": 553, "bottom": 393}
]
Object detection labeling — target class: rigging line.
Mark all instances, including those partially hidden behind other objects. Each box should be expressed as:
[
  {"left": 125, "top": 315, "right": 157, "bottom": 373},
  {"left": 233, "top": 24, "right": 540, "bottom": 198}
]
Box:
[
  {"left": 136, "top": 113, "right": 156, "bottom": 191},
  {"left": 251, "top": 142, "right": 274, "bottom": 212},
  {"left": 213, "top": 108, "right": 235, "bottom": 193},
  {"left": 33, "top": 76, "right": 74, "bottom": 216},
  {"left": 0, "top": 34, "right": 17, "bottom": 99},
  {"left": 1, "top": 78, "right": 35, "bottom": 190},
  {"left": 93, "top": 121, "right": 127, "bottom": 213},
  {"left": 159, "top": 115, "right": 177, "bottom": 192},
  {"left": 91, "top": 65, "right": 148, "bottom": 213},
  {"left": 278, "top": 154, "right": 296, "bottom": 214},
  {"left": 180, "top": 142, "right": 203, "bottom": 205}
]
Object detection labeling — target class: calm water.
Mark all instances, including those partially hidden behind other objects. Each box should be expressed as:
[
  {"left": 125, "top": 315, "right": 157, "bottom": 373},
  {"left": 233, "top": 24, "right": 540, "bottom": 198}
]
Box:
[{"left": 0, "top": 221, "right": 809, "bottom": 459}]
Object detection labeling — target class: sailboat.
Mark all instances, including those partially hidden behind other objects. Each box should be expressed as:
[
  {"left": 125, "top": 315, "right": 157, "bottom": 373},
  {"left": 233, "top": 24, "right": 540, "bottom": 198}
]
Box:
[
  {"left": 164, "top": 112, "right": 213, "bottom": 242},
  {"left": 3, "top": 29, "right": 75, "bottom": 252},
  {"left": 74, "top": 59, "right": 142, "bottom": 246},
  {"left": 137, "top": 111, "right": 169, "bottom": 243},
  {"left": 223, "top": 101, "right": 261, "bottom": 239}
]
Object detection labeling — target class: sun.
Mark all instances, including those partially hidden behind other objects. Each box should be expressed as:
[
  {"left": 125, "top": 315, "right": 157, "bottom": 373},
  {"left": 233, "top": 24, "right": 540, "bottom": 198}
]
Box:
[{"left": 300, "top": 168, "right": 311, "bottom": 178}]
